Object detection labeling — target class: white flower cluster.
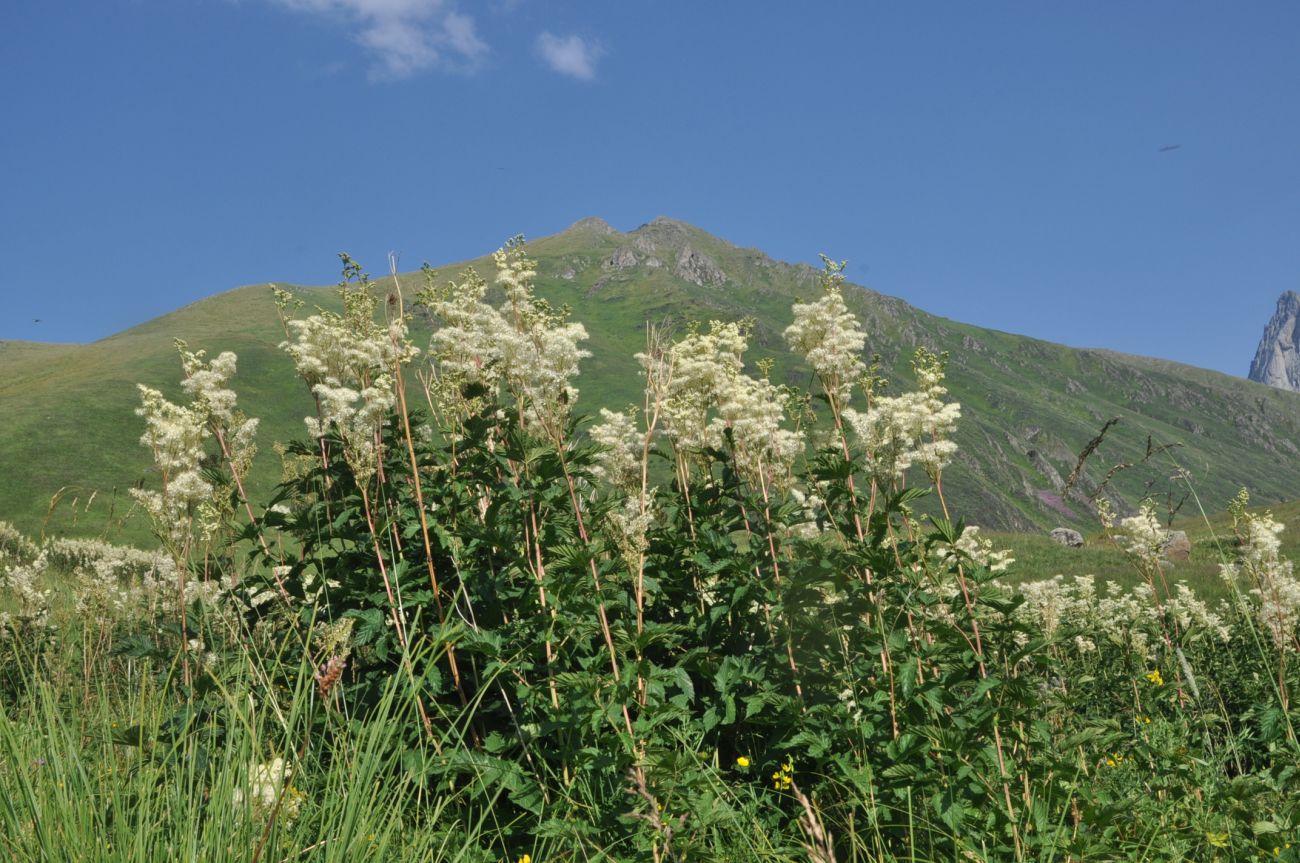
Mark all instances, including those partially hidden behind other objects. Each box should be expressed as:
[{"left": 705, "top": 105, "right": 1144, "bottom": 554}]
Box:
[
  {"left": 843, "top": 349, "right": 960, "bottom": 483},
  {"left": 179, "top": 347, "right": 239, "bottom": 422},
  {"left": 233, "top": 758, "right": 302, "bottom": 822},
  {"left": 1115, "top": 504, "right": 1167, "bottom": 570},
  {"left": 424, "top": 241, "right": 590, "bottom": 432},
  {"left": 130, "top": 347, "right": 261, "bottom": 549},
  {"left": 783, "top": 259, "right": 866, "bottom": 404},
  {"left": 281, "top": 278, "right": 416, "bottom": 482},
  {"left": 589, "top": 408, "right": 643, "bottom": 490},
  {"left": 648, "top": 321, "right": 804, "bottom": 484},
  {"left": 787, "top": 487, "right": 827, "bottom": 540},
  {"left": 0, "top": 521, "right": 39, "bottom": 561},
  {"left": 130, "top": 385, "right": 215, "bottom": 547},
  {"left": 0, "top": 556, "right": 51, "bottom": 643},
  {"left": 1221, "top": 512, "right": 1300, "bottom": 651},
  {"left": 653, "top": 320, "right": 746, "bottom": 452},
  {"left": 1014, "top": 574, "right": 1230, "bottom": 659},
  {"left": 179, "top": 346, "right": 259, "bottom": 475},
  {"left": 606, "top": 494, "right": 655, "bottom": 575},
  {"left": 932, "top": 525, "right": 1014, "bottom": 573},
  {"left": 44, "top": 537, "right": 181, "bottom": 622},
  {"left": 0, "top": 533, "right": 235, "bottom": 638}
]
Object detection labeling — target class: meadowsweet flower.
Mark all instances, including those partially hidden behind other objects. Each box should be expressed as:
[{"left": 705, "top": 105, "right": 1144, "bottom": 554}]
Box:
[
  {"left": 129, "top": 385, "right": 214, "bottom": 546},
  {"left": 1010, "top": 574, "right": 1228, "bottom": 658},
  {"left": 234, "top": 758, "right": 302, "bottom": 821},
  {"left": 655, "top": 320, "right": 804, "bottom": 484},
  {"left": 605, "top": 494, "right": 656, "bottom": 574},
  {"left": 783, "top": 257, "right": 866, "bottom": 404},
  {"left": 1116, "top": 505, "right": 1166, "bottom": 570},
  {"left": 0, "top": 555, "right": 52, "bottom": 642},
  {"left": 178, "top": 345, "right": 239, "bottom": 423},
  {"left": 660, "top": 320, "right": 747, "bottom": 452},
  {"left": 590, "top": 408, "right": 643, "bottom": 490},
  {"left": 280, "top": 261, "right": 417, "bottom": 480},
  {"left": 932, "top": 525, "right": 1014, "bottom": 573},
  {"left": 843, "top": 348, "right": 960, "bottom": 484},
  {"left": 1219, "top": 511, "right": 1298, "bottom": 651},
  {"left": 0, "top": 521, "right": 39, "bottom": 563},
  {"left": 423, "top": 240, "right": 590, "bottom": 432}
]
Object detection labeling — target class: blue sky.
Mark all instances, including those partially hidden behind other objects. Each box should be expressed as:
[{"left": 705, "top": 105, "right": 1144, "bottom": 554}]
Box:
[{"left": 3, "top": 1, "right": 1298, "bottom": 377}]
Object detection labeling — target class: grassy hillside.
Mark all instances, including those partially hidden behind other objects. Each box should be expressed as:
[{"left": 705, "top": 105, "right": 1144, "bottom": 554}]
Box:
[
  {"left": 3, "top": 215, "right": 1299, "bottom": 544},
  {"left": 993, "top": 498, "right": 1300, "bottom": 601}
]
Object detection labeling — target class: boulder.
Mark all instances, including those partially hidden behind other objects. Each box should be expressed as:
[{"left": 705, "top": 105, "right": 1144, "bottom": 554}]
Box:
[
  {"left": 1049, "top": 527, "right": 1084, "bottom": 548},
  {"left": 1162, "top": 530, "right": 1191, "bottom": 562}
]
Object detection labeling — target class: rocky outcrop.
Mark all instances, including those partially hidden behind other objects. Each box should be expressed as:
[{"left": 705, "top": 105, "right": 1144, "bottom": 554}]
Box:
[
  {"left": 674, "top": 244, "right": 726, "bottom": 287},
  {"left": 605, "top": 248, "right": 639, "bottom": 270},
  {"left": 1248, "top": 291, "right": 1300, "bottom": 392}
]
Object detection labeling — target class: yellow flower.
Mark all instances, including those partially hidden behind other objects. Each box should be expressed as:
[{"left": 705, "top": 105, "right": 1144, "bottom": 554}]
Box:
[
  {"left": 735, "top": 756, "right": 750, "bottom": 768},
  {"left": 770, "top": 756, "right": 795, "bottom": 789},
  {"left": 1145, "top": 670, "right": 1164, "bottom": 686},
  {"left": 1205, "top": 831, "right": 1229, "bottom": 848},
  {"left": 518, "top": 856, "right": 532, "bottom": 863}
]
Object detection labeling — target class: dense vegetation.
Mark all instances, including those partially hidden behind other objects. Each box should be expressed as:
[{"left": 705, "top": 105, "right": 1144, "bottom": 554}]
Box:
[
  {"left": 3, "top": 245, "right": 1299, "bottom": 861},
  {"left": 5, "top": 218, "right": 1300, "bottom": 543}
]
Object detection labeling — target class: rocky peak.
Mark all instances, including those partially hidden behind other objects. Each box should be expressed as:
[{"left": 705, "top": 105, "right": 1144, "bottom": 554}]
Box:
[
  {"left": 629, "top": 216, "right": 694, "bottom": 248},
  {"left": 564, "top": 216, "right": 619, "bottom": 236},
  {"left": 1248, "top": 290, "right": 1300, "bottom": 392}
]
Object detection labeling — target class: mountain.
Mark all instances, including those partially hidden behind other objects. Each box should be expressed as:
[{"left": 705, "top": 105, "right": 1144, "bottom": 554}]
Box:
[
  {"left": 4, "top": 216, "right": 1300, "bottom": 544},
  {"left": 1248, "top": 290, "right": 1300, "bottom": 392}
]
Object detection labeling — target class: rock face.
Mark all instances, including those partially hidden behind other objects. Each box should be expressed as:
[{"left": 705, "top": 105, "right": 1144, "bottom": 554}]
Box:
[
  {"left": 1248, "top": 291, "right": 1300, "bottom": 392},
  {"left": 1049, "top": 527, "right": 1084, "bottom": 548},
  {"left": 674, "top": 244, "right": 726, "bottom": 287},
  {"left": 604, "top": 248, "right": 639, "bottom": 270}
]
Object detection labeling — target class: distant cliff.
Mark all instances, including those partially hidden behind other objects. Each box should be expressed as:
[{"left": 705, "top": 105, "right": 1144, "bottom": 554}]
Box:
[{"left": 1249, "top": 291, "right": 1300, "bottom": 392}]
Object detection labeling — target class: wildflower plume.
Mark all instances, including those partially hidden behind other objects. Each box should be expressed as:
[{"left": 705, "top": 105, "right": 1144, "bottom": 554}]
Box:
[
  {"left": 1221, "top": 511, "right": 1299, "bottom": 651},
  {"left": 843, "top": 348, "right": 960, "bottom": 484},
  {"left": 281, "top": 255, "right": 417, "bottom": 482},
  {"left": 784, "top": 256, "right": 866, "bottom": 405},
  {"left": 422, "top": 238, "right": 590, "bottom": 435}
]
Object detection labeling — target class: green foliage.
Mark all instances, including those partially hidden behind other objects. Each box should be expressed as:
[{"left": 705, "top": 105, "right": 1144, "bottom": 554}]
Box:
[{"left": 3, "top": 244, "right": 1299, "bottom": 862}]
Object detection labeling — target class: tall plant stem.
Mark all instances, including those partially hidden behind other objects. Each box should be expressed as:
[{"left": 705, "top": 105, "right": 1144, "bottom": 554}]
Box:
[
  {"left": 359, "top": 485, "right": 436, "bottom": 741},
  {"left": 387, "top": 262, "right": 466, "bottom": 701},
  {"left": 555, "top": 450, "right": 638, "bottom": 744}
]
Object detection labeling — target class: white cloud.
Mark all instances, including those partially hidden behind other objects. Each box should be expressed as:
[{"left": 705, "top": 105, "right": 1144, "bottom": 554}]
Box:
[
  {"left": 536, "top": 32, "right": 602, "bottom": 81},
  {"left": 272, "top": 0, "right": 488, "bottom": 79}
]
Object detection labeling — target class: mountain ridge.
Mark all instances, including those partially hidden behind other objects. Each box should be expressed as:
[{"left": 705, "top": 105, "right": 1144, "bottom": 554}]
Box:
[{"left": 3, "top": 217, "right": 1298, "bottom": 543}]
